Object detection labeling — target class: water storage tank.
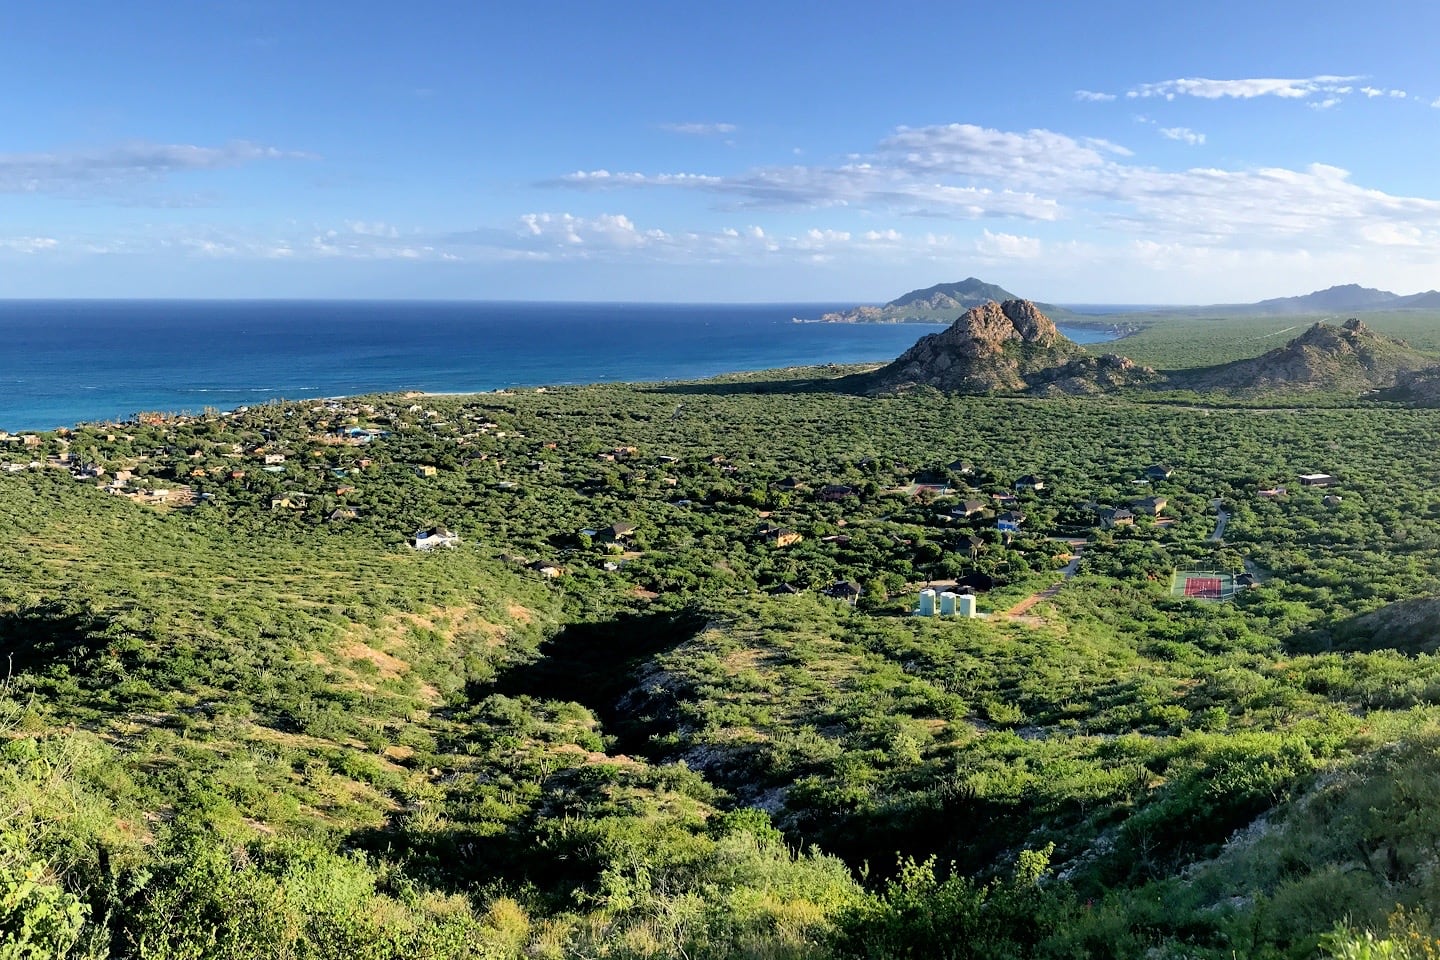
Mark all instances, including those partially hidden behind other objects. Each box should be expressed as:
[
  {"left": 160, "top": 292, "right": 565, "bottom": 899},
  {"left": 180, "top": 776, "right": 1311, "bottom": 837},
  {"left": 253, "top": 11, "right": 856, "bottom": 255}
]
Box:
[
  {"left": 957, "top": 594, "right": 977, "bottom": 618},
  {"left": 939, "top": 591, "right": 958, "bottom": 616},
  {"left": 918, "top": 589, "right": 937, "bottom": 617}
]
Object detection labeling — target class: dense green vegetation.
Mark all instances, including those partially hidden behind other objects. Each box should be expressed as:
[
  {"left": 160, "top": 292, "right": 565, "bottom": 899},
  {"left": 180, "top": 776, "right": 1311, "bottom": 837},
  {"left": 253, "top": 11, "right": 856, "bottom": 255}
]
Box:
[
  {"left": 9, "top": 316, "right": 1440, "bottom": 956},
  {"left": 1113, "top": 309, "right": 1440, "bottom": 370}
]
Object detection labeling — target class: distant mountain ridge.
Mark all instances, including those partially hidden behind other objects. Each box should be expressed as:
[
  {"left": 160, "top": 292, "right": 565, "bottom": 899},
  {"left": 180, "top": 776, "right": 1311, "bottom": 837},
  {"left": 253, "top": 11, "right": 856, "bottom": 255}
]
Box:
[
  {"left": 1250, "top": 284, "right": 1401, "bottom": 314},
  {"left": 811, "top": 279, "right": 1440, "bottom": 325},
  {"left": 1396, "top": 290, "right": 1440, "bottom": 308},
  {"left": 1205, "top": 284, "right": 1440, "bottom": 315},
  {"left": 810, "top": 278, "right": 1070, "bottom": 323}
]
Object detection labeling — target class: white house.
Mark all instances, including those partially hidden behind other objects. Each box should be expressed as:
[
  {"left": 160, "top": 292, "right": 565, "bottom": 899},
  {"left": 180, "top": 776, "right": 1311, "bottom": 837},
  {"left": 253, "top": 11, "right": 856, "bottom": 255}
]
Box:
[{"left": 411, "top": 526, "right": 460, "bottom": 550}]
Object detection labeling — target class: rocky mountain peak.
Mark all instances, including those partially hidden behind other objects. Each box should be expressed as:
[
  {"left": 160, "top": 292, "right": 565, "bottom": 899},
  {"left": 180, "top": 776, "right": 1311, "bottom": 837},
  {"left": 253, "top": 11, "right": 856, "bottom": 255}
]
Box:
[
  {"left": 955, "top": 299, "right": 1061, "bottom": 351},
  {"left": 1179, "top": 317, "right": 1430, "bottom": 393},
  {"left": 857, "top": 299, "right": 1136, "bottom": 394},
  {"left": 1287, "top": 318, "right": 1386, "bottom": 354}
]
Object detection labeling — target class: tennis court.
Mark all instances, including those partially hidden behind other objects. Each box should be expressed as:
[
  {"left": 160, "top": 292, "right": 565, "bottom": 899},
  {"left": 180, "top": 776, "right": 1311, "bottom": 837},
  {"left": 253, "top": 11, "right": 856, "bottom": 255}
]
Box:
[
  {"left": 1183, "top": 576, "right": 1222, "bottom": 599},
  {"left": 1171, "top": 570, "right": 1237, "bottom": 600}
]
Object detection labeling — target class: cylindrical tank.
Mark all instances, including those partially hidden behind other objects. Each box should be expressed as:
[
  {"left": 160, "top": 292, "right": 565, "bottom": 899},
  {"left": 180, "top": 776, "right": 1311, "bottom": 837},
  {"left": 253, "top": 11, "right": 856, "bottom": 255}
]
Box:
[
  {"left": 957, "top": 594, "right": 977, "bottom": 618},
  {"left": 939, "top": 591, "right": 958, "bottom": 616},
  {"left": 918, "top": 589, "right": 937, "bottom": 616}
]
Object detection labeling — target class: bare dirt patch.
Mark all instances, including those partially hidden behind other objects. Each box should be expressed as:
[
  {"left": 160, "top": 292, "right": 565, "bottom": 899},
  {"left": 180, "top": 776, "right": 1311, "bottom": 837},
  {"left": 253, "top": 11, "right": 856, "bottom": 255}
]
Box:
[{"left": 339, "top": 639, "right": 409, "bottom": 679}]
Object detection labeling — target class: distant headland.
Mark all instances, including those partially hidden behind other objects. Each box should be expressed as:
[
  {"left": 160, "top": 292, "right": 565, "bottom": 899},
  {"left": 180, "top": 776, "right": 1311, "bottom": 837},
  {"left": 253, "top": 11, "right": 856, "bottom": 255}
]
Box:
[{"left": 801, "top": 278, "right": 1440, "bottom": 326}]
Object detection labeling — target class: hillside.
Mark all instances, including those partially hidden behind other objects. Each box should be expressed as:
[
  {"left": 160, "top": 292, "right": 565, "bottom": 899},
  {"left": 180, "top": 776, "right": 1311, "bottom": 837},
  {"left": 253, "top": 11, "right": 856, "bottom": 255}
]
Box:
[
  {"left": 1295, "top": 597, "right": 1440, "bottom": 655},
  {"left": 856, "top": 298, "right": 1156, "bottom": 394},
  {"left": 13, "top": 367, "right": 1440, "bottom": 957},
  {"left": 810, "top": 278, "right": 1071, "bottom": 323},
  {"left": 1176, "top": 317, "right": 1435, "bottom": 393},
  {"left": 1380, "top": 366, "right": 1440, "bottom": 406}
]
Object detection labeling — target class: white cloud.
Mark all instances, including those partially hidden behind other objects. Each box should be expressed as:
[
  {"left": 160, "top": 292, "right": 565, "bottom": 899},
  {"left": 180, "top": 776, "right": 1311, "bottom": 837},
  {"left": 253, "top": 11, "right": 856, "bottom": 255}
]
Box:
[
  {"left": 1357, "top": 88, "right": 1412, "bottom": 102},
  {"left": 0, "top": 140, "right": 309, "bottom": 196},
  {"left": 1360, "top": 222, "right": 1426, "bottom": 246},
  {"left": 0, "top": 236, "right": 60, "bottom": 254},
  {"left": 28, "top": 112, "right": 1440, "bottom": 300},
  {"left": 532, "top": 123, "right": 1440, "bottom": 299},
  {"left": 1159, "top": 127, "right": 1206, "bottom": 146},
  {"left": 1097, "top": 162, "right": 1440, "bottom": 245},
  {"left": 434, "top": 212, "right": 1003, "bottom": 270},
  {"left": 878, "top": 123, "right": 1133, "bottom": 173},
  {"left": 1126, "top": 75, "right": 1362, "bottom": 101},
  {"left": 975, "top": 229, "right": 1041, "bottom": 259},
  {"left": 115, "top": 221, "right": 460, "bottom": 263},
  {"left": 552, "top": 147, "right": 1065, "bottom": 222},
  {"left": 346, "top": 221, "right": 400, "bottom": 238},
  {"left": 542, "top": 119, "right": 1440, "bottom": 257},
  {"left": 659, "top": 122, "right": 738, "bottom": 136},
  {"left": 1074, "top": 90, "right": 1116, "bottom": 102},
  {"left": 555, "top": 169, "right": 722, "bottom": 188},
  {"left": 551, "top": 123, "right": 1135, "bottom": 223},
  {"left": 1353, "top": 87, "right": 1411, "bottom": 100}
]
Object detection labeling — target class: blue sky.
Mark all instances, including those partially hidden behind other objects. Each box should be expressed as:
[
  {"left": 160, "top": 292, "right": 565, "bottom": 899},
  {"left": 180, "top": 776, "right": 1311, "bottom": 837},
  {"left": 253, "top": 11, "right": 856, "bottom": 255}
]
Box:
[{"left": 3, "top": 0, "right": 1440, "bottom": 302}]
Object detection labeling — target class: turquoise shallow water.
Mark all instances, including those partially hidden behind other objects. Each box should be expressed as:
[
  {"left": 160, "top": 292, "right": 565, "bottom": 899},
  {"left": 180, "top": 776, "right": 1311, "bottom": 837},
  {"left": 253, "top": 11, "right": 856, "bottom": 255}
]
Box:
[{"left": 0, "top": 300, "right": 1114, "bottom": 430}]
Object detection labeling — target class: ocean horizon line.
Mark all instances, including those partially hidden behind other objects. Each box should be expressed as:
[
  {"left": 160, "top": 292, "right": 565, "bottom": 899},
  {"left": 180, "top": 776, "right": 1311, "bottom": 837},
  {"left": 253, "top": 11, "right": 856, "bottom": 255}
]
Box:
[
  {"left": 0, "top": 296, "right": 865, "bottom": 307},
  {"left": 0, "top": 295, "right": 1200, "bottom": 310}
]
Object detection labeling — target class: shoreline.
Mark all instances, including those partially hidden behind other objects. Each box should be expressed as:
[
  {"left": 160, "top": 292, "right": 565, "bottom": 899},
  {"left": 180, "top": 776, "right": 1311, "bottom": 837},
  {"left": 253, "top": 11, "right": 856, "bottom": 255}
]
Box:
[
  {"left": 2, "top": 361, "right": 892, "bottom": 435},
  {"left": 0, "top": 301, "right": 946, "bottom": 434}
]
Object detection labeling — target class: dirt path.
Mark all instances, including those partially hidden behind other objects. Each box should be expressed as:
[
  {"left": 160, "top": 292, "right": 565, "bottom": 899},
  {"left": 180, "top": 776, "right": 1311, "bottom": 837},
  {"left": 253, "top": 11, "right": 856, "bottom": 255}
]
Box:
[
  {"left": 1005, "top": 545, "right": 1084, "bottom": 618},
  {"left": 1209, "top": 498, "right": 1228, "bottom": 542}
]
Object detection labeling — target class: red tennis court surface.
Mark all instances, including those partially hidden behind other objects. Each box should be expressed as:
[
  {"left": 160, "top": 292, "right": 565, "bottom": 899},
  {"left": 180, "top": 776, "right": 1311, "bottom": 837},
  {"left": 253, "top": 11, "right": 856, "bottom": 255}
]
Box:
[{"left": 1183, "top": 577, "right": 1222, "bottom": 599}]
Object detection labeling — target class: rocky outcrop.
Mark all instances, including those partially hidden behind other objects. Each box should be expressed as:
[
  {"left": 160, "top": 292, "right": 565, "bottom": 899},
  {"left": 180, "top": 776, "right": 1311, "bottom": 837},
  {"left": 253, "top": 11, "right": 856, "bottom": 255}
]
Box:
[
  {"left": 819, "top": 304, "right": 892, "bottom": 323},
  {"left": 857, "top": 299, "right": 1154, "bottom": 395},
  {"left": 1179, "top": 319, "right": 1433, "bottom": 394},
  {"left": 1377, "top": 365, "right": 1440, "bottom": 406},
  {"left": 860, "top": 299, "right": 1072, "bottom": 393},
  {"left": 1026, "top": 354, "right": 1162, "bottom": 396}
]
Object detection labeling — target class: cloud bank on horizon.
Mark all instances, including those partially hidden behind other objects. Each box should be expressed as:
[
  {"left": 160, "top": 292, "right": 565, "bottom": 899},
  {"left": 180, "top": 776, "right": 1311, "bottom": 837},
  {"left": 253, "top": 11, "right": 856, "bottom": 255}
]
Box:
[
  {"left": 13, "top": 109, "right": 1433, "bottom": 302},
  {"left": 3, "top": 1, "right": 1440, "bottom": 303}
]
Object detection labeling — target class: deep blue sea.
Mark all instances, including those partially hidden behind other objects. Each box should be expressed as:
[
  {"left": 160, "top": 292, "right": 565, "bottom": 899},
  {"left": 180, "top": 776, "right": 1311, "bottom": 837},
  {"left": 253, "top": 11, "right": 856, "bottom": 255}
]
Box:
[{"left": 0, "top": 301, "right": 1115, "bottom": 430}]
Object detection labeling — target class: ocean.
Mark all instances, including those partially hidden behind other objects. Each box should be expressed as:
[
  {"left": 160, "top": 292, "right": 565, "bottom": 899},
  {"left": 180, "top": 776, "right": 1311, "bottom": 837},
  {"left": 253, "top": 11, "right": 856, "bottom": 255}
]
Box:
[{"left": 0, "top": 301, "right": 1116, "bottom": 431}]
